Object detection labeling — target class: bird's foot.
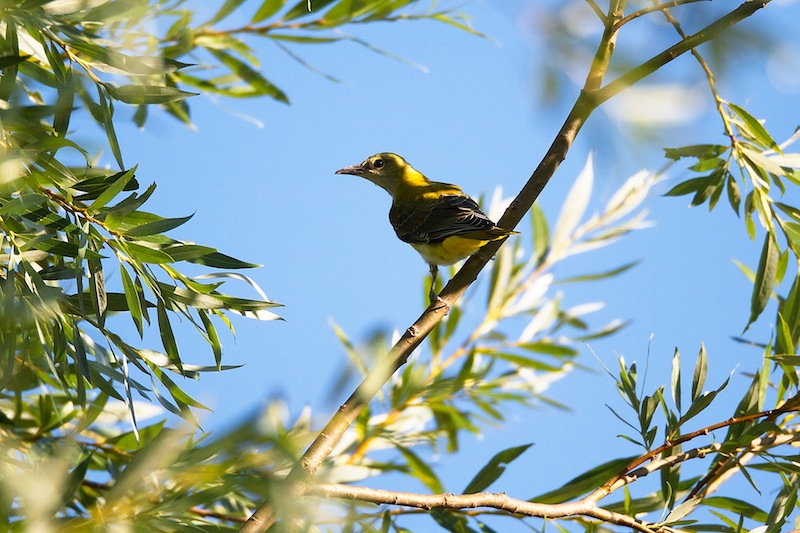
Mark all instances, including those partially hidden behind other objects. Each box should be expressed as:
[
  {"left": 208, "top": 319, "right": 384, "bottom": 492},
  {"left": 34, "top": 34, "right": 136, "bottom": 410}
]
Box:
[{"left": 429, "top": 294, "right": 451, "bottom": 313}]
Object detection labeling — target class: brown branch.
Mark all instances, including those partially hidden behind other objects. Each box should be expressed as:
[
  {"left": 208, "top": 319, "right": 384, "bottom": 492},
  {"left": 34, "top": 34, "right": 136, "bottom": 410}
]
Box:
[
  {"left": 311, "top": 483, "right": 657, "bottom": 533},
  {"left": 595, "top": 0, "right": 771, "bottom": 107},
  {"left": 239, "top": 2, "right": 772, "bottom": 532},
  {"left": 596, "top": 399, "right": 800, "bottom": 496},
  {"left": 615, "top": 0, "right": 710, "bottom": 30}
]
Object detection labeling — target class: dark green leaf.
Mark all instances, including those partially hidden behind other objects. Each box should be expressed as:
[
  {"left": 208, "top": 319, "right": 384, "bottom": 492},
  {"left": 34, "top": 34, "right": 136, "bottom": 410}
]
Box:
[
  {"left": 729, "top": 103, "right": 781, "bottom": 152},
  {"left": 663, "top": 145, "right": 728, "bottom": 160},
  {"left": 123, "top": 214, "right": 193, "bottom": 237},
  {"left": 463, "top": 444, "right": 532, "bottom": 494},
  {"left": 107, "top": 84, "right": 198, "bottom": 105},
  {"left": 88, "top": 167, "right": 137, "bottom": 213},
  {"left": 187, "top": 251, "right": 260, "bottom": 269},
  {"left": 534, "top": 456, "right": 638, "bottom": 504},
  {"left": 253, "top": 0, "right": 286, "bottom": 22},
  {"left": 745, "top": 233, "right": 779, "bottom": 332},
  {"left": 397, "top": 445, "right": 444, "bottom": 494}
]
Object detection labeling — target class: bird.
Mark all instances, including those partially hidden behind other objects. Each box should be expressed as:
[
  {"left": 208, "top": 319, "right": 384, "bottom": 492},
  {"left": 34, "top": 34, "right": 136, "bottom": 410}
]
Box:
[{"left": 335, "top": 153, "right": 515, "bottom": 304}]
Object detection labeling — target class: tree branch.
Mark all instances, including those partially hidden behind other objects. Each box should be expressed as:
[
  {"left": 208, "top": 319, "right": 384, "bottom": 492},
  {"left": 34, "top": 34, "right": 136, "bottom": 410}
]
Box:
[
  {"left": 310, "top": 483, "right": 658, "bottom": 533},
  {"left": 597, "top": 399, "right": 800, "bottom": 496},
  {"left": 595, "top": 0, "right": 771, "bottom": 106}
]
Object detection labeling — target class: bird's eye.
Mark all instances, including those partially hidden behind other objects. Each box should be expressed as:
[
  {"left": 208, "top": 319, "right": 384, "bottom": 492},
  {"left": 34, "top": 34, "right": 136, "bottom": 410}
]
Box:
[{"left": 373, "top": 158, "right": 385, "bottom": 169}]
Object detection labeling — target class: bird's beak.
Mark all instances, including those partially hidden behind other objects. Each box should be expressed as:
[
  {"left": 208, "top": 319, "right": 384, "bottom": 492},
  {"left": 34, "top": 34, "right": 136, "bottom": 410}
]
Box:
[{"left": 335, "top": 163, "right": 365, "bottom": 176}]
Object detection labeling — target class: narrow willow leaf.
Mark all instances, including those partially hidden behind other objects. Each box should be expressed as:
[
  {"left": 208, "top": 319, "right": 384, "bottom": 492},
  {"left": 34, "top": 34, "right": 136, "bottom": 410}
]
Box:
[
  {"left": 120, "top": 265, "right": 143, "bottom": 337},
  {"left": 205, "top": 0, "right": 248, "bottom": 26},
  {"left": 88, "top": 257, "right": 107, "bottom": 326},
  {"left": 558, "top": 260, "right": 639, "bottom": 283},
  {"left": 188, "top": 251, "right": 260, "bottom": 269},
  {"left": 534, "top": 456, "right": 638, "bottom": 504},
  {"left": 663, "top": 144, "right": 728, "bottom": 160},
  {"left": 156, "top": 301, "right": 182, "bottom": 374},
  {"left": 0, "top": 193, "right": 48, "bottom": 215},
  {"left": 726, "top": 174, "right": 741, "bottom": 215},
  {"left": 123, "top": 214, "right": 193, "bottom": 237},
  {"left": 88, "top": 167, "right": 137, "bottom": 213},
  {"left": 198, "top": 310, "right": 222, "bottom": 370},
  {"left": 97, "top": 86, "right": 124, "bottom": 169},
  {"left": 283, "top": 0, "right": 336, "bottom": 20},
  {"left": 107, "top": 84, "right": 198, "bottom": 105},
  {"left": 671, "top": 348, "right": 681, "bottom": 413},
  {"left": 691, "top": 343, "right": 707, "bottom": 402},
  {"left": 252, "top": 0, "right": 286, "bottom": 22},
  {"left": 207, "top": 49, "right": 289, "bottom": 103},
  {"left": 663, "top": 176, "right": 710, "bottom": 197},
  {"left": 551, "top": 154, "right": 593, "bottom": 258},
  {"left": 123, "top": 242, "right": 174, "bottom": 264},
  {"left": 397, "top": 445, "right": 444, "bottom": 494},
  {"left": 745, "top": 233, "right": 779, "bottom": 332},
  {"left": 662, "top": 496, "right": 699, "bottom": 524},
  {"left": 463, "top": 443, "right": 532, "bottom": 494},
  {"left": 703, "top": 496, "right": 769, "bottom": 522},
  {"left": 728, "top": 103, "right": 781, "bottom": 152},
  {"left": 530, "top": 202, "right": 549, "bottom": 264}
]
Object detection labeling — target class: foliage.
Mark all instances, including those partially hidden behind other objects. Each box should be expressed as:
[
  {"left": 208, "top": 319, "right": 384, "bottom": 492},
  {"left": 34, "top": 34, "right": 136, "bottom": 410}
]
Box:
[{"left": 2, "top": 1, "right": 800, "bottom": 533}]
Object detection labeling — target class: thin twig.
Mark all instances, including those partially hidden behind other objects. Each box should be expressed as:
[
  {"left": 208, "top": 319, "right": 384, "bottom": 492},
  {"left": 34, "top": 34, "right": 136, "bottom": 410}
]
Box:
[{"left": 615, "top": 0, "right": 710, "bottom": 30}]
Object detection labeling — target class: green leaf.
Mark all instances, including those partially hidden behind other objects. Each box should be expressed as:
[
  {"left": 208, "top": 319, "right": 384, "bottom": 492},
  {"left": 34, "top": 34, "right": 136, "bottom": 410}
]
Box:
[
  {"left": 187, "top": 251, "right": 260, "bottom": 269},
  {"left": 120, "top": 265, "right": 144, "bottom": 336},
  {"left": 744, "top": 233, "right": 779, "bottom": 332},
  {"left": 97, "top": 85, "right": 124, "bottom": 169},
  {"left": 726, "top": 174, "right": 741, "bottom": 215},
  {"left": 252, "top": 0, "right": 286, "bottom": 22},
  {"left": 122, "top": 214, "right": 193, "bottom": 237},
  {"left": 156, "top": 301, "right": 182, "bottom": 374},
  {"left": 533, "top": 456, "right": 638, "bottom": 504},
  {"left": 558, "top": 260, "right": 639, "bottom": 283},
  {"left": 397, "top": 445, "right": 444, "bottom": 494},
  {"left": 691, "top": 343, "right": 706, "bottom": 403},
  {"left": 728, "top": 103, "right": 781, "bottom": 152},
  {"left": 123, "top": 242, "right": 174, "bottom": 264},
  {"left": 463, "top": 444, "right": 532, "bottom": 494},
  {"left": 0, "top": 193, "right": 48, "bottom": 215},
  {"left": 663, "top": 144, "right": 728, "bottom": 160},
  {"left": 671, "top": 348, "right": 681, "bottom": 414},
  {"left": 205, "top": 0, "right": 248, "bottom": 25},
  {"left": 107, "top": 84, "right": 198, "bottom": 105},
  {"left": 207, "top": 49, "right": 289, "bottom": 103},
  {"left": 663, "top": 176, "right": 710, "bottom": 197},
  {"left": 530, "top": 202, "right": 549, "bottom": 264},
  {"left": 703, "top": 496, "right": 769, "bottom": 522},
  {"left": 88, "top": 167, "right": 137, "bottom": 213}
]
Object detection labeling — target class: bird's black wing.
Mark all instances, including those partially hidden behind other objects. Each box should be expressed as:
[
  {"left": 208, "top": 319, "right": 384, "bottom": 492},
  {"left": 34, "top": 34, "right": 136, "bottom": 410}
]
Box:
[{"left": 389, "top": 194, "right": 496, "bottom": 244}]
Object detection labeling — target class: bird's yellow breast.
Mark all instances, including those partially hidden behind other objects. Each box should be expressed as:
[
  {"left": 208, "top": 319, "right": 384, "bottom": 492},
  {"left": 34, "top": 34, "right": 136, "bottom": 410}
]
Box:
[{"left": 410, "top": 237, "right": 489, "bottom": 266}]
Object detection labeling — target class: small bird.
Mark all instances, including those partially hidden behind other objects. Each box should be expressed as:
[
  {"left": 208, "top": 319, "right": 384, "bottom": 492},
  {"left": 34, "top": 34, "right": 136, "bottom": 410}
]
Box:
[{"left": 336, "top": 153, "right": 514, "bottom": 304}]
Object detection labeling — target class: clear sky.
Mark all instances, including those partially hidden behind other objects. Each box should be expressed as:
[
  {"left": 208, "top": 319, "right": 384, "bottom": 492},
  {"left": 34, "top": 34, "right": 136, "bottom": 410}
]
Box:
[{"left": 90, "top": 0, "right": 800, "bottom": 529}]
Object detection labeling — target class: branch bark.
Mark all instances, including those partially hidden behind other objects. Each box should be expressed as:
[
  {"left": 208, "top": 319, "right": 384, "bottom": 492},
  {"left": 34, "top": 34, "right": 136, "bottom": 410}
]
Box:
[{"left": 239, "top": 2, "right": 771, "bottom": 531}]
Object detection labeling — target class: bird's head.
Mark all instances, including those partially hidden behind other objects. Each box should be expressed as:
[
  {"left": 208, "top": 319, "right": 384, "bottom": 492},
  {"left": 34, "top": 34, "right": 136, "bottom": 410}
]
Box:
[{"left": 336, "top": 153, "right": 423, "bottom": 196}]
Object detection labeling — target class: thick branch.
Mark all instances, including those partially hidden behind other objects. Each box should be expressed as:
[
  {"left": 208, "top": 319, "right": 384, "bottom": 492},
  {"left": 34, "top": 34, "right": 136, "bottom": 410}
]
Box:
[{"left": 311, "top": 483, "right": 656, "bottom": 533}]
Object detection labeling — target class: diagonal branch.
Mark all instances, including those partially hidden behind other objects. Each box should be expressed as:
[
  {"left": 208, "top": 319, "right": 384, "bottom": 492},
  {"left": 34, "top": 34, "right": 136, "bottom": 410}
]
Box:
[{"left": 239, "top": 3, "right": 772, "bottom": 532}]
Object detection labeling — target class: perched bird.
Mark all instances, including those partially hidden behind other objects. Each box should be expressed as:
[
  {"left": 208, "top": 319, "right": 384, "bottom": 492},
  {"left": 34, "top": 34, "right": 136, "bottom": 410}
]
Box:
[{"left": 335, "top": 153, "right": 514, "bottom": 304}]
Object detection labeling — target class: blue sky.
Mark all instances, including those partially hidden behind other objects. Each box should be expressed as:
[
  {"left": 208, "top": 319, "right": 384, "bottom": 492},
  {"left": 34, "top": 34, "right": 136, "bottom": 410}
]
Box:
[{"left": 90, "top": 0, "right": 800, "bottom": 528}]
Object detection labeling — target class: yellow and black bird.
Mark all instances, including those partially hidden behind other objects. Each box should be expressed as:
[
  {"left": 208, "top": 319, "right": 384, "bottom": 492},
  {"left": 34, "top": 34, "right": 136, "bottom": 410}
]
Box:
[{"left": 336, "top": 153, "right": 514, "bottom": 303}]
